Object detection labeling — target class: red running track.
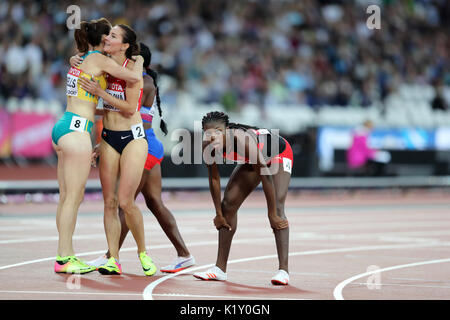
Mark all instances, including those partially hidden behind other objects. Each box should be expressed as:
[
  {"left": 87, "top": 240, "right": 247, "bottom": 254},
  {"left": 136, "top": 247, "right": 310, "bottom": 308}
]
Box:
[{"left": 1, "top": 189, "right": 450, "bottom": 300}]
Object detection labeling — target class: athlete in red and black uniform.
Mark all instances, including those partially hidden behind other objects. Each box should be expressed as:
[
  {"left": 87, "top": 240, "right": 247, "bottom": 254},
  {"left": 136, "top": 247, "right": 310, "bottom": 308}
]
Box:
[{"left": 193, "top": 111, "right": 292, "bottom": 285}]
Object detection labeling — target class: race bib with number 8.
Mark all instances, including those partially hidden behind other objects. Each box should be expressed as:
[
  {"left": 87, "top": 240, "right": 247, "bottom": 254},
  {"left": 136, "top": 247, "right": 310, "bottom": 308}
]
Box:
[
  {"left": 131, "top": 123, "right": 145, "bottom": 140},
  {"left": 69, "top": 115, "right": 87, "bottom": 132}
]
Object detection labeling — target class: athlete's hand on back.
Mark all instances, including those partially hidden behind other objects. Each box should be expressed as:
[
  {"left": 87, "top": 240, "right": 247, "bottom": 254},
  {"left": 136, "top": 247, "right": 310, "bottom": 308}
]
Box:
[
  {"left": 132, "top": 55, "right": 144, "bottom": 63},
  {"left": 69, "top": 53, "right": 84, "bottom": 67},
  {"left": 79, "top": 76, "right": 102, "bottom": 96}
]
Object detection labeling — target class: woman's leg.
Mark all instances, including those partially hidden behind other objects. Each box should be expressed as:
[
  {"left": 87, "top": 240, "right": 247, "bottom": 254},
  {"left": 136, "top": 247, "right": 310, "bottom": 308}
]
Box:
[
  {"left": 117, "top": 138, "right": 148, "bottom": 255},
  {"left": 55, "top": 132, "right": 92, "bottom": 257},
  {"left": 142, "top": 163, "right": 190, "bottom": 257},
  {"left": 216, "top": 164, "right": 261, "bottom": 272},
  {"left": 105, "top": 171, "right": 144, "bottom": 258},
  {"left": 271, "top": 169, "right": 291, "bottom": 273},
  {"left": 55, "top": 146, "right": 66, "bottom": 249},
  {"left": 99, "top": 141, "right": 121, "bottom": 259}
]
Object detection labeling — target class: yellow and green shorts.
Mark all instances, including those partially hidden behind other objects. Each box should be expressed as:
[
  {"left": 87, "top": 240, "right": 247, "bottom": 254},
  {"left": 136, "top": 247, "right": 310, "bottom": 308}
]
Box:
[{"left": 51, "top": 111, "right": 93, "bottom": 145}]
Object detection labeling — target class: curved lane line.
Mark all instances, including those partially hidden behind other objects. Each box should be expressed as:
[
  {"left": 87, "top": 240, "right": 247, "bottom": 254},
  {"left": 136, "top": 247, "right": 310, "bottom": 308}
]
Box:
[
  {"left": 333, "top": 258, "right": 450, "bottom": 300},
  {"left": 143, "top": 241, "right": 450, "bottom": 300}
]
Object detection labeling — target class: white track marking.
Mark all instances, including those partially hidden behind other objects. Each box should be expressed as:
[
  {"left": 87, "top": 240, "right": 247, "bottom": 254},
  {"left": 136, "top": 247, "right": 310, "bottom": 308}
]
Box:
[
  {"left": 0, "top": 237, "right": 279, "bottom": 271},
  {"left": 350, "top": 282, "right": 450, "bottom": 289},
  {"left": 389, "top": 277, "right": 450, "bottom": 283},
  {"left": 225, "top": 268, "right": 331, "bottom": 277},
  {"left": 152, "top": 293, "right": 308, "bottom": 300},
  {"left": 0, "top": 234, "right": 107, "bottom": 245},
  {"left": 0, "top": 290, "right": 307, "bottom": 300},
  {"left": 0, "top": 290, "right": 141, "bottom": 296},
  {"left": 142, "top": 241, "right": 450, "bottom": 300},
  {"left": 333, "top": 258, "right": 450, "bottom": 300},
  {"left": 3, "top": 228, "right": 450, "bottom": 245}
]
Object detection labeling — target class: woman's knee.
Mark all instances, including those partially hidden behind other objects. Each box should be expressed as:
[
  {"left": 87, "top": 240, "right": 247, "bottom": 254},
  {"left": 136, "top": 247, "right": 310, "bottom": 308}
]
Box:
[
  {"left": 63, "top": 185, "right": 85, "bottom": 206},
  {"left": 144, "top": 193, "right": 160, "bottom": 211},
  {"left": 221, "top": 197, "right": 239, "bottom": 214},
  {"left": 104, "top": 196, "right": 118, "bottom": 212},
  {"left": 118, "top": 196, "right": 136, "bottom": 214}
]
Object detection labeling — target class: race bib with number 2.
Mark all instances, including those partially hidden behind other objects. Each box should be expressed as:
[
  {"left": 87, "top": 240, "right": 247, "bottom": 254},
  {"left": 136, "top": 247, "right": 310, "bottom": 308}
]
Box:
[{"left": 131, "top": 123, "right": 145, "bottom": 139}]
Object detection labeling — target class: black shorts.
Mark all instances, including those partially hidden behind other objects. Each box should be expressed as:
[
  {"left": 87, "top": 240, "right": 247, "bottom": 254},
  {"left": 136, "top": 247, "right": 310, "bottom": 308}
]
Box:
[{"left": 102, "top": 128, "right": 147, "bottom": 154}]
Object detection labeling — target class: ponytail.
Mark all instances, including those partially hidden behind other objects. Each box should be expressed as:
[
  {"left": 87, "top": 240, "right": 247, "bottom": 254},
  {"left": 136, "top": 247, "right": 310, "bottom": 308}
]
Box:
[
  {"left": 74, "top": 18, "right": 111, "bottom": 53},
  {"left": 74, "top": 21, "right": 90, "bottom": 53},
  {"left": 148, "top": 68, "right": 168, "bottom": 136}
]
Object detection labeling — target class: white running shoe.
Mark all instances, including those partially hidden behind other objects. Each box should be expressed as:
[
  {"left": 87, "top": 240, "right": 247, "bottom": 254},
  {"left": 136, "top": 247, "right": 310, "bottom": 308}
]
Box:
[
  {"left": 193, "top": 266, "right": 227, "bottom": 281},
  {"left": 271, "top": 269, "right": 289, "bottom": 285},
  {"left": 86, "top": 255, "right": 108, "bottom": 268},
  {"left": 160, "top": 255, "right": 196, "bottom": 273}
]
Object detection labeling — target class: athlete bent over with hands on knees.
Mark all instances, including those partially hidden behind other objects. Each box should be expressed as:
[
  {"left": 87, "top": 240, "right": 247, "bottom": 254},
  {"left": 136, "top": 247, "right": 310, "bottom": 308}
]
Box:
[
  {"left": 84, "top": 43, "right": 195, "bottom": 273},
  {"left": 193, "top": 111, "right": 291, "bottom": 285},
  {"left": 52, "top": 18, "right": 143, "bottom": 274},
  {"left": 79, "top": 25, "right": 157, "bottom": 276}
]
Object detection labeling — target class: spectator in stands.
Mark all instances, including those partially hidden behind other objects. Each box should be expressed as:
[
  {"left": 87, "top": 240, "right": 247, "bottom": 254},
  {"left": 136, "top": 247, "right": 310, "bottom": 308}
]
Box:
[{"left": 0, "top": 0, "right": 448, "bottom": 111}]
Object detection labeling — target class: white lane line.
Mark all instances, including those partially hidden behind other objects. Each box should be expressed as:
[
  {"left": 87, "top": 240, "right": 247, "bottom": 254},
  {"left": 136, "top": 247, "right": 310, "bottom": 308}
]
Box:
[
  {"left": 152, "top": 293, "right": 308, "bottom": 300},
  {"left": 351, "top": 282, "right": 450, "bottom": 289},
  {"left": 0, "top": 290, "right": 307, "bottom": 300},
  {"left": 333, "top": 258, "right": 450, "bottom": 300},
  {"left": 0, "top": 290, "right": 141, "bottom": 296},
  {"left": 389, "top": 277, "right": 450, "bottom": 283},
  {"left": 0, "top": 234, "right": 106, "bottom": 245},
  {"left": 226, "top": 268, "right": 331, "bottom": 277},
  {"left": 3, "top": 228, "right": 449, "bottom": 246},
  {"left": 142, "top": 241, "right": 450, "bottom": 300},
  {"left": 0, "top": 237, "right": 276, "bottom": 271}
]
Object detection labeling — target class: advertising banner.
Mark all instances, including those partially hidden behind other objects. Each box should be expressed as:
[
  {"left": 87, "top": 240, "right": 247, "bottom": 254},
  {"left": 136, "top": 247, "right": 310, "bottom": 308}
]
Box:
[
  {"left": 0, "top": 109, "right": 12, "bottom": 158},
  {"left": 11, "top": 111, "right": 55, "bottom": 158}
]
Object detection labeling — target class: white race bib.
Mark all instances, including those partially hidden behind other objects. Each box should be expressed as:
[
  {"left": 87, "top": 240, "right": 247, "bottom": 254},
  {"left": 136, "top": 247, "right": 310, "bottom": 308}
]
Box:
[
  {"left": 131, "top": 123, "right": 145, "bottom": 140},
  {"left": 66, "top": 67, "right": 80, "bottom": 97},
  {"left": 282, "top": 157, "right": 292, "bottom": 174},
  {"left": 69, "top": 115, "right": 87, "bottom": 132},
  {"left": 103, "top": 86, "right": 125, "bottom": 112}
]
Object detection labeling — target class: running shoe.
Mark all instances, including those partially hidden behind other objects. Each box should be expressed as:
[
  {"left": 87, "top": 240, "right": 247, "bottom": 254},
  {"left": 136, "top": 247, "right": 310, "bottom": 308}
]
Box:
[
  {"left": 139, "top": 252, "right": 157, "bottom": 276},
  {"left": 54, "top": 255, "right": 96, "bottom": 274},
  {"left": 160, "top": 255, "right": 196, "bottom": 273},
  {"left": 271, "top": 269, "right": 289, "bottom": 285},
  {"left": 86, "top": 254, "right": 108, "bottom": 269},
  {"left": 98, "top": 257, "right": 122, "bottom": 275},
  {"left": 193, "top": 266, "right": 227, "bottom": 281}
]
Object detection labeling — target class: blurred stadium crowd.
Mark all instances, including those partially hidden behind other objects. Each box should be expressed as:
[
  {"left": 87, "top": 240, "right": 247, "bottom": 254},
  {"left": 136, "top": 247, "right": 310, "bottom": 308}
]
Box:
[
  {"left": 0, "top": 0, "right": 449, "bottom": 111},
  {"left": 1, "top": 0, "right": 450, "bottom": 178}
]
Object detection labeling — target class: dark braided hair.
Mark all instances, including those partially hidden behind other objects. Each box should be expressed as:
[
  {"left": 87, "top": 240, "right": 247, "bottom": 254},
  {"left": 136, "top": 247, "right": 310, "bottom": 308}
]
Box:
[
  {"left": 202, "top": 111, "right": 258, "bottom": 131},
  {"left": 140, "top": 42, "right": 167, "bottom": 135}
]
